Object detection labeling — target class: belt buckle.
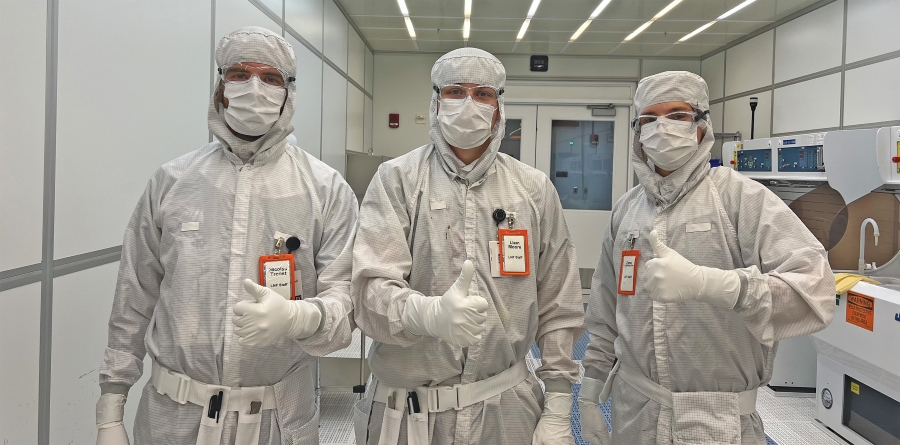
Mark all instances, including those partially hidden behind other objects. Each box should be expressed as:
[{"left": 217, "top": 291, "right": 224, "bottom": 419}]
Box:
[
  {"left": 427, "top": 385, "right": 460, "bottom": 413},
  {"left": 170, "top": 371, "right": 191, "bottom": 404}
]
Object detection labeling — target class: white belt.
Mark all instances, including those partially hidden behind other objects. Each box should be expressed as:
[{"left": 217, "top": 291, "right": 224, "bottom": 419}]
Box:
[
  {"left": 612, "top": 362, "right": 758, "bottom": 415},
  {"left": 151, "top": 359, "right": 277, "bottom": 445},
  {"left": 372, "top": 360, "right": 530, "bottom": 445}
]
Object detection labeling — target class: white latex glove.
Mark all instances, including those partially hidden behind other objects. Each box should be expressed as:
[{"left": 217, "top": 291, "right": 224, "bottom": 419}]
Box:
[
  {"left": 96, "top": 393, "right": 129, "bottom": 445},
  {"left": 233, "top": 279, "right": 322, "bottom": 348},
  {"left": 532, "top": 392, "right": 576, "bottom": 445},
  {"left": 577, "top": 377, "right": 610, "bottom": 445},
  {"left": 401, "top": 260, "right": 489, "bottom": 347},
  {"left": 645, "top": 230, "right": 741, "bottom": 308}
]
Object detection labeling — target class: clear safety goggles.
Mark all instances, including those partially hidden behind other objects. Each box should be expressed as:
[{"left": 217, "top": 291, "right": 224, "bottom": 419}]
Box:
[
  {"left": 434, "top": 84, "right": 503, "bottom": 104},
  {"left": 630, "top": 110, "right": 707, "bottom": 133},
  {"left": 218, "top": 63, "right": 294, "bottom": 88}
]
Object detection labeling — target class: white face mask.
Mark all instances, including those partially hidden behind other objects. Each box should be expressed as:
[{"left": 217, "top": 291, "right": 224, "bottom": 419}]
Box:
[
  {"left": 639, "top": 117, "right": 700, "bottom": 171},
  {"left": 222, "top": 77, "right": 286, "bottom": 137},
  {"left": 438, "top": 97, "right": 496, "bottom": 149}
]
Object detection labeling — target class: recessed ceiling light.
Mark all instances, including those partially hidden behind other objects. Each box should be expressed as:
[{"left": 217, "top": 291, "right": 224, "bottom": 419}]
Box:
[
  {"left": 621, "top": 0, "right": 682, "bottom": 42},
  {"left": 718, "top": 0, "right": 757, "bottom": 19},
  {"left": 464, "top": 0, "right": 472, "bottom": 17},
  {"left": 517, "top": 18, "right": 531, "bottom": 40},
  {"left": 396, "top": 0, "right": 409, "bottom": 17},
  {"left": 526, "top": 0, "right": 542, "bottom": 18},
  {"left": 566, "top": 0, "right": 614, "bottom": 45},
  {"left": 679, "top": 20, "right": 716, "bottom": 42},
  {"left": 463, "top": 17, "right": 471, "bottom": 40},
  {"left": 589, "top": 0, "right": 613, "bottom": 19},
  {"left": 404, "top": 16, "right": 416, "bottom": 38}
]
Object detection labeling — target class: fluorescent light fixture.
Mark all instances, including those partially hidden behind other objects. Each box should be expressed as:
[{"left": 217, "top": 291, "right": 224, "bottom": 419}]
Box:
[
  {"left": 569, "top": 19, "right": 592, "bottom": 41},
  {"left": 620, "top": 0, "right": 681, "bottom": 43},
  {"left": 526, "top": 0, "right": 542, "bottom": 18},
  {"left": 679, "top": 20, "right": 716, "bottom": 41},
  {"left": 404, "top": 16, "right": 416, "bottom": 38},
  {"left": 589, "top": 0, "right": 613, "bottom": 19},
  {"left": 717, "top": 0, "right": 757, "bottom": 19},
  {"left": 517, "top": 18, "right": 531, "bottom": 40},
  {"left": 624, "top": 21, "right": 653, "bottom": 41},
  {"left": 464, "top": 0, "right": 472, "bottom": 17},
  {"left": 463, "top": 18, "right": 470, "bottom": 39},
  {"left": 652, "top": 0, "right": 682, "bottom": 20},
  {"left": 397, "top": 0, "right": 409, "bottom": 16}
]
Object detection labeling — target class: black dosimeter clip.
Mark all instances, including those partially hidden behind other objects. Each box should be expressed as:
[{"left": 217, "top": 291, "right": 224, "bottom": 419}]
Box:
[
  {"left": 492, "top": 208, "right": 506, "bottom": 226},
  {"left": 407, "top": 391, "right": 421, "bottom": 414}
]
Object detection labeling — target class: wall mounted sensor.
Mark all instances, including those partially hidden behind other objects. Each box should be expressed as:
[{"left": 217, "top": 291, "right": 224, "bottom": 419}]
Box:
[{"left": 749, "top": 97, "right": 758, "bottom": 139}]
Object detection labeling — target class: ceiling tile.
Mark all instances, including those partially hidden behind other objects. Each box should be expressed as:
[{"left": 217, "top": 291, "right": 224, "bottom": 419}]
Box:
[{"left": 366, "top": 38, "right": 421, "bottom": 51}]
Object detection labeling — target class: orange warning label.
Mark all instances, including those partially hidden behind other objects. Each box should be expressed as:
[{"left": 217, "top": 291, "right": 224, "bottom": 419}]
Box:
[{"left": 846, "top": 291, "right": 875, "bottom": 331}]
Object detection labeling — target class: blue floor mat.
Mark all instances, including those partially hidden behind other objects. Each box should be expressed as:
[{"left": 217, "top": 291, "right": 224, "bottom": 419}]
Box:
[{"left": 569, "top": 384, "right": 779, "bottom": 445}]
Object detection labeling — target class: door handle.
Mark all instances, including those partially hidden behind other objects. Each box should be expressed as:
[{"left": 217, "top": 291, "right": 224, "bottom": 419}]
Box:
[{"left": 573, "top": 187, "right": 578, "bottom": 194}]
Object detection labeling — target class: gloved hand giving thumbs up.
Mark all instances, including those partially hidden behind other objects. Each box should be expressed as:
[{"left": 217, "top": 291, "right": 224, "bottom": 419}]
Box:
[
  {"left": 232, "top": 279, "right": 323, "bottom": 348},
  {"left": 402, "top": 260, "right": 490, "bottom": 347},
  {"left": 644, "top": 230, "right": 741, "bottom": 309}
]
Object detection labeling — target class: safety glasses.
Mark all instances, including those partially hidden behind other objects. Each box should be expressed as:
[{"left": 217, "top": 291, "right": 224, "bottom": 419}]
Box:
[
  {"left": 630, "top": 110, "right": 707, "bottom": 133},
  {"left": 219, "top": 63, "right": 294, "bottom": 88}
]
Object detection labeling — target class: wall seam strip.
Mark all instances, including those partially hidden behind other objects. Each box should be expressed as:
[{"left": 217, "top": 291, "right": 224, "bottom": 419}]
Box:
[
  {"left": 0, "top": 263, "right": 43, "bottom": 281},
  {"left": 699, "top": 0, "right": 838, "bottom": 60},
  {"left": 0, "top": 269, "right": 43, "bottom": 293},
  {"left": 769, "top": 26, "right": 776, "bottom": 137},
  {"left": 771, "top": 126, "right": 840, "bottom": 137},
  {"left": 841, "top": 119, "right": 900, "bottom": 130},
  {"left": 39, "top": 0, "right": 59, "bottom": 442}
]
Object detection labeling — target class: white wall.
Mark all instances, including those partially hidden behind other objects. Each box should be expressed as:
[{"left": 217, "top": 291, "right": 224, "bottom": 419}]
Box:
[
  {"left": 0, "top": 0, "right": 373, "bottom": 442},
  {"left": 0, "top": 0, "right": 46, "bottom": 271},
  {"left": 703, "top": 0, "right": 900, "bottom": 139}
]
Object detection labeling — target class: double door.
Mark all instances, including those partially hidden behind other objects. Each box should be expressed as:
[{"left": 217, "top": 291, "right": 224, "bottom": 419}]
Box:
[{"left": 501, "top": 104, "right": 631, "bottom": 269}]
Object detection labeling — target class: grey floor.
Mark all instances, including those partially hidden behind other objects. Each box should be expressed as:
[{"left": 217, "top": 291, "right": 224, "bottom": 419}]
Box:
[{"left": 318, "top": 330, "right": 843, "bottom": 445}]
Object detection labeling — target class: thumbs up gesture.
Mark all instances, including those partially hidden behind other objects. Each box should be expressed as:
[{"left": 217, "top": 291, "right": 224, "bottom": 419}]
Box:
[
  {"left": 645, "top": 230, "right": 741, "bottom": 308},
  {"left": 401, "top": 260, "right": 490, "bottom": 347},
  {"left": 233, "top": 279, "right": 322, "bottom": 348}
]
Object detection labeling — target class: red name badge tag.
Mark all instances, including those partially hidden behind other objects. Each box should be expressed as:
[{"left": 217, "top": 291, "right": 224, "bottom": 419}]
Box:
[
  {"left": 259, "top": 254, "right": 296, "bottom": 300},
  {"left": 498, "top": 228, "right": 530, "bottom": 276},
  {"left": 618, "top": 250, "right": 639, "bottom": 295}
]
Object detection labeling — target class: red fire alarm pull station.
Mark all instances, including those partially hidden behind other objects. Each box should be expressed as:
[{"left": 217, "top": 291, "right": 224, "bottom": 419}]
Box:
[{"left": 389, "top": 113, "right": 399, "bottom": 128}]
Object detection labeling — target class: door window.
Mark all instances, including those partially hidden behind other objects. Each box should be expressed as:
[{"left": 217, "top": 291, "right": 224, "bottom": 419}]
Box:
[{"left": 549, "top": 120, "right": 614, "bottom": 211}]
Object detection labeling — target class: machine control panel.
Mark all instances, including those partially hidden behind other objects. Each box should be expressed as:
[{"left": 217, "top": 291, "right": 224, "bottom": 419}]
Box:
[
  {"left": 736, "top": 148, "right": 772, "bottom": 172},
  {"left": 778, "top": 145, "right": 824, "bottom": 172}
]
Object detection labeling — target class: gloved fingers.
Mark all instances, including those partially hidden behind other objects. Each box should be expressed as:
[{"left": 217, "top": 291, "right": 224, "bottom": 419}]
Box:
[
  {"left": 242, "top": 278, "right": 270, "bottom": 302},
  {"left": 233, "top": 300, "right": 253, "bottom": 316},
  {"left": 234, "top": 323, "right": 259, "bottom": 338},
  {"left": 464, "top": 308, "right": 488, "bottom": 325},
  {"left": 647, "top": 230, "right": 671, "bottom": 257},
  {"left": 450, "top": 260, "right": 476, "bottom": 296},
  {"left": 232, "top": 314, "right": 252, "bottom": 328},
  {"left": 238, "top": 332, "right": 272, "bottom": 348},
  {"left": 467, "top": 295, "right": 489, "bottom": 312}
]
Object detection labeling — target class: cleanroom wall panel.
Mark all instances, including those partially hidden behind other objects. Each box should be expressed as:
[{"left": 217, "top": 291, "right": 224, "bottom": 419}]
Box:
[
  {"left": 347, "top": 84, "right": 365, "bottom": 153},
  {"left": 843, "top": 57, "right": 900, "bottom": 127},
  {"left": 50, "top": 263, "right": 151, "bottom": 445},
  {"left": 846, "top": 0, "right": 900, "bottom": 63},
  {"left": 364, "top": 96, "right": 374, "bottom": 153},
  {"left": 54, "top": 0, "right": 210, "bottom": 260},
  {"left": 701, "top": 51, "right": 726, "bottom": 101},
  {"left": 365, "top": 48, "right": 374, "bottom": 93},
  {"left": 322, "top": 65, "right": 348, "bottom": 174},
  {"left": 724, "top": 90, "right": 772, "bottom": 139},
  {"left": 323, "top": 0, "right": 348, "bottom": 73},
  {"left": 348, "top": 28, "right": 366, "bottom": 86},
  {"left": 773, "top": 0, "right": 843, "bottom": 83},
  {"left": 772, "top": 74, "right": 841, "bottom": 134},
  {"left": 287, "top": 34, "right": 323, "bottom": 159},
  {"left": 0, "top": 283, "right": 41, "bottom": 445},
  {"left": 0, "top": 0, "right": 46, "bottom": 270},
  {"left": 725, "top": 30, "right": 774, "bottom": 97},
  {"left": 286, "top": 0, "right": 324, "bottom": 51}
]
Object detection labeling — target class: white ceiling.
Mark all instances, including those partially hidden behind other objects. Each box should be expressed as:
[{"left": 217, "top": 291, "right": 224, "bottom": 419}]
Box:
[{"left": 338, "top": 0, "right": 823, "bottom": 57}]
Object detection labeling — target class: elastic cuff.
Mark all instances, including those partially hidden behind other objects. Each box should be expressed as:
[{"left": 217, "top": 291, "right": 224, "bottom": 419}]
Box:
[
  {"left": 308, "top": 299, "right": 327, "bottom": 333},
  {"left": 543, "top": 378, "right": 573, "bottom": 394},
  {"left": 100, "top": 383, "right": 131, "bottom": 396}
]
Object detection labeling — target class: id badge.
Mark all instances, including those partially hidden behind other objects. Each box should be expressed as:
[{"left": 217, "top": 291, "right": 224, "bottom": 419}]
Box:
[
  {"left": 259, "top": 254, "right": 296, "bottom": 300},
  {"left": 498, "top": 228, "right": 530, "bottom": 276},
  {"left": 618, "top": 250, "right": 639, "bottom": 295}
]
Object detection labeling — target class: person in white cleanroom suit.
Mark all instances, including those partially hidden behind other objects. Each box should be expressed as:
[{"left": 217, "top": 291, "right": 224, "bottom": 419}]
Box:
[
  {"left": 95, "top": 27, "right": 357, "bottom": 445},
  {"left": 577, "top": 71, "right": 835, "bottom": 445},
  {"left": 351, "top": 48, "right": 584, "bottom": 445}
]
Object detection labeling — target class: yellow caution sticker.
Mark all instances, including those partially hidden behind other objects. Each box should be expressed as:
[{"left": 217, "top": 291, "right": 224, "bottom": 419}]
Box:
[{"left": 851, "top": 382, "right": 860, "bottom": 395}]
